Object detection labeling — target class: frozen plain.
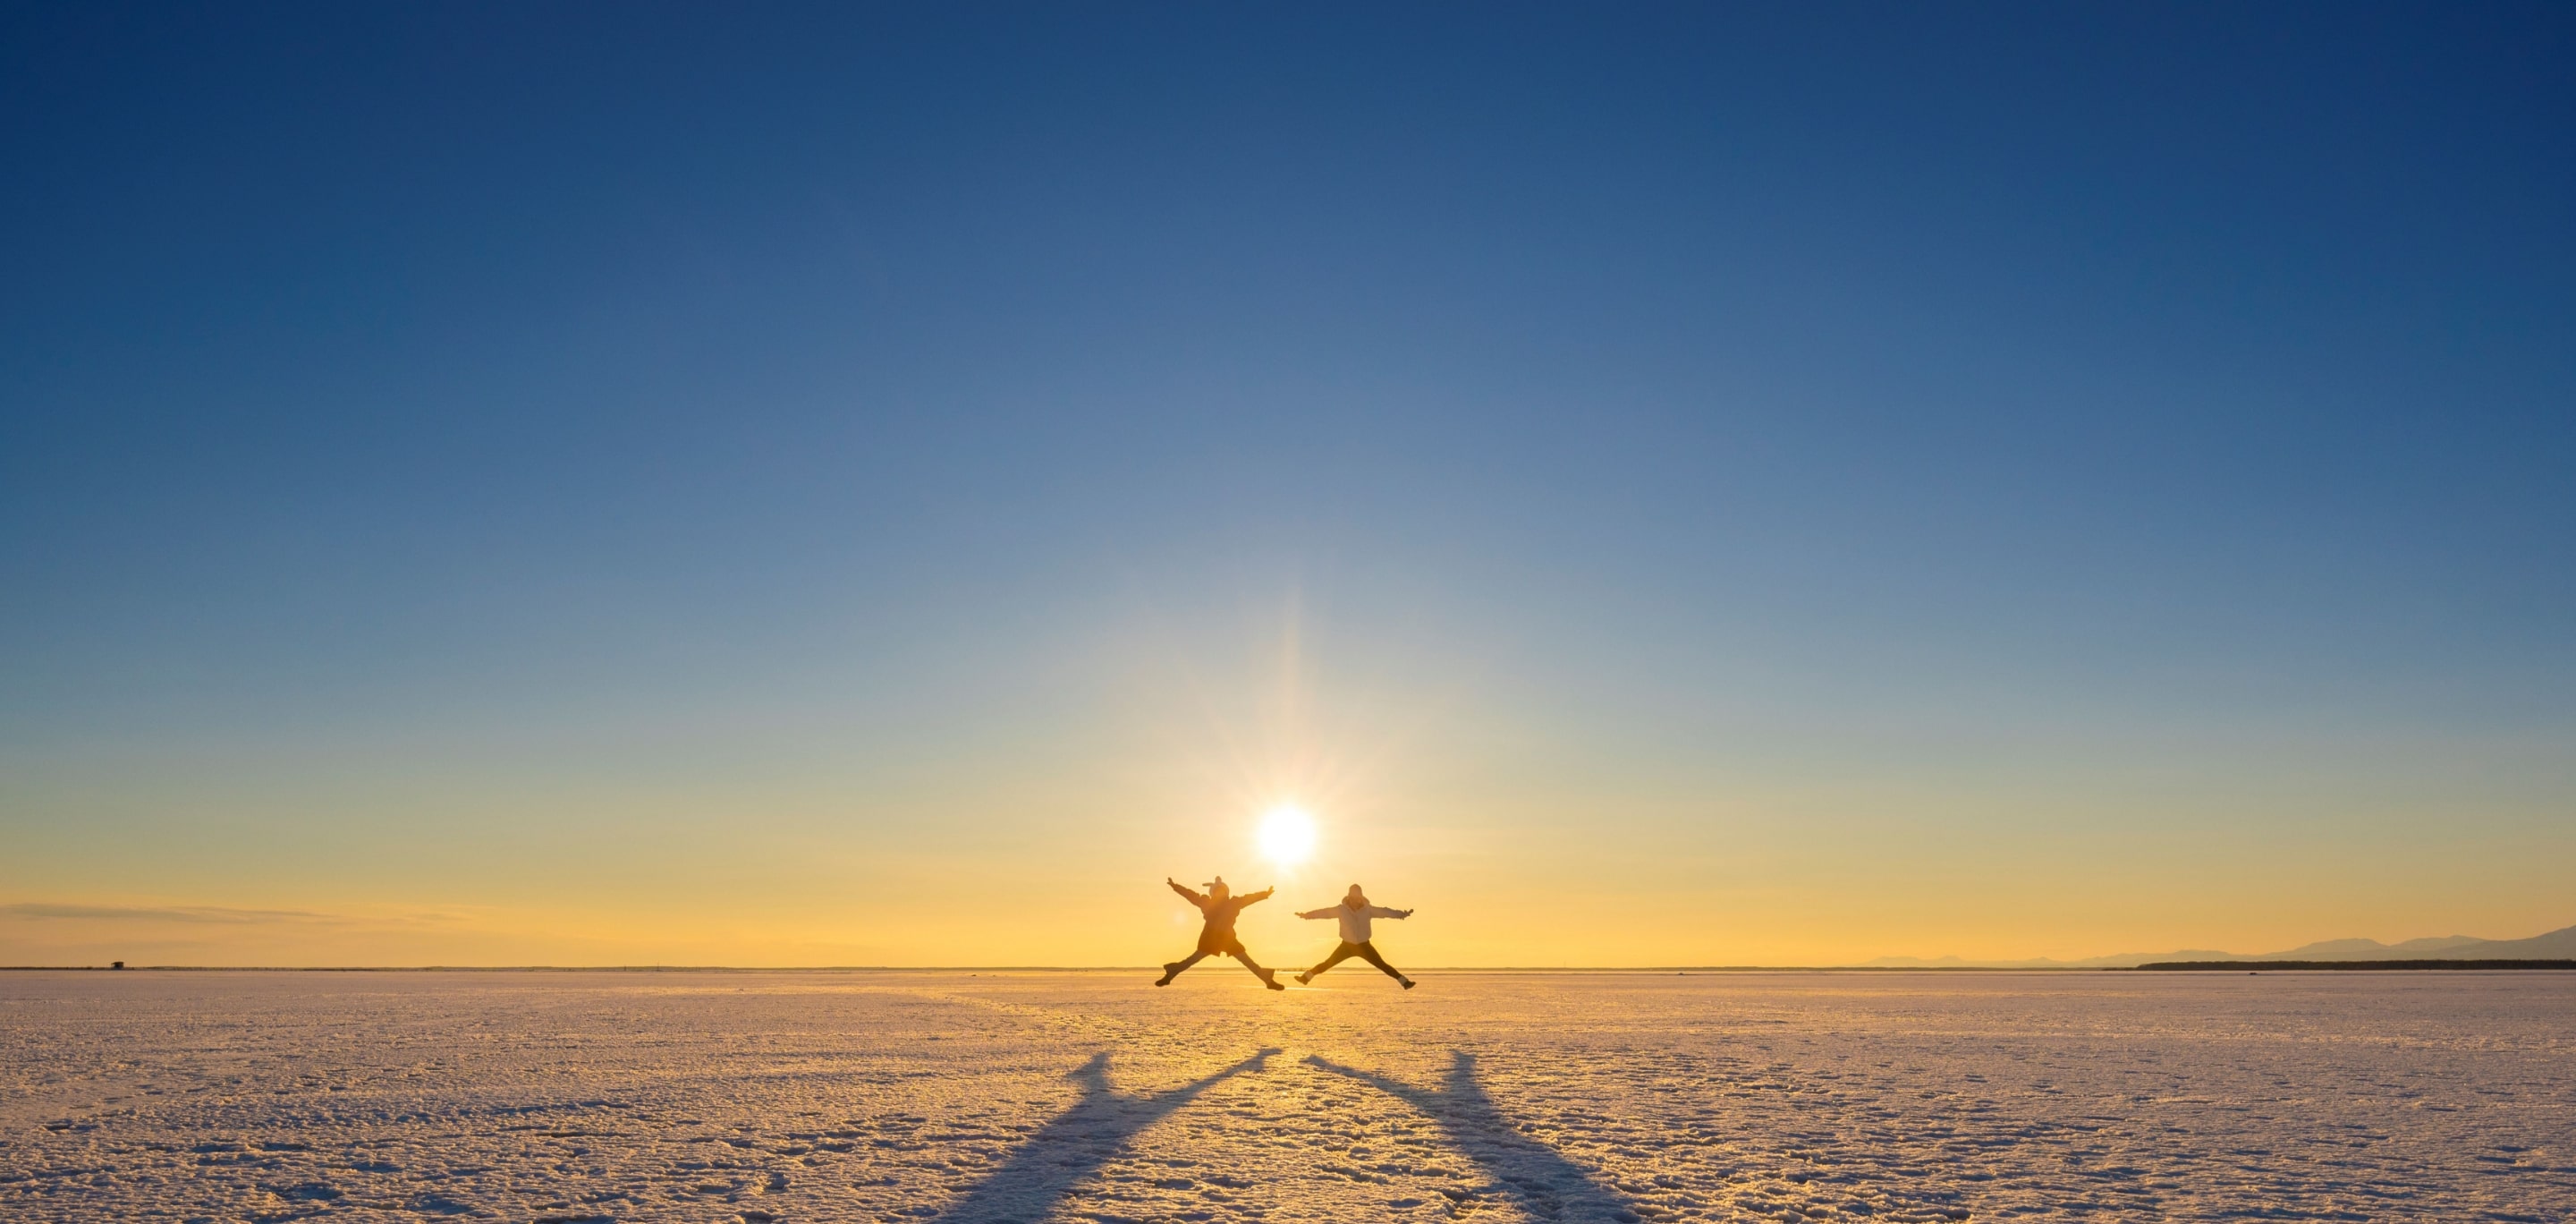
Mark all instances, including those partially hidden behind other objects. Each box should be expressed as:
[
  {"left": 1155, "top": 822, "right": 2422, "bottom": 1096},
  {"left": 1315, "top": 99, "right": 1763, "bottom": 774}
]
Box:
[{"left": 3, "top": 970, "right": 2569, "bottom": 1223}]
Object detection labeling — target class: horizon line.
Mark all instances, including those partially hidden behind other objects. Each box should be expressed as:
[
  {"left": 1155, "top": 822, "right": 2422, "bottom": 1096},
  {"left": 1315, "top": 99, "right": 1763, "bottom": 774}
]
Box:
[
  {"left": 13, "top": 963, "right": 2574, "bottom": 974},
  {"left": 3, "top": 963, "right": 2114, "bottom": 973}
]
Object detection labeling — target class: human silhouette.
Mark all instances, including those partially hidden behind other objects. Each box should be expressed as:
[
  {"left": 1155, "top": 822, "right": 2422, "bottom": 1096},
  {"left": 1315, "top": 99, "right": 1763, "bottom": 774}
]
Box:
[
  {"left": 1305, "top": 1051, "right": 1637, "bottom": 1221},
  {"left": 933, "top": 1048, "right": 1276, "bottom": 1221},
  {"left": 1157, "top": 875, "right": 1285, "bottom": 989},
  {"left": 1295, "top": 883, "right": 1416, "bottom": 988}
]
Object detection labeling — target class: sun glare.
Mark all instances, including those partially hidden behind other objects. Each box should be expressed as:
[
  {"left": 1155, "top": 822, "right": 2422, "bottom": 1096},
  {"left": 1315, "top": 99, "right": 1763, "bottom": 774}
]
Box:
[{"left": 1258, "top": 804, "right": 1318, "bottom": 866}]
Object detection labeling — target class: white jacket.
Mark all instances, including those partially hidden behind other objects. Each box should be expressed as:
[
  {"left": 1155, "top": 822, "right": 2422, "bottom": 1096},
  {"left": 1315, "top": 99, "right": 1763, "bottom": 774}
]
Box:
[{"left": 1299, "top": 902, "right": 1409, "bottom": 944}]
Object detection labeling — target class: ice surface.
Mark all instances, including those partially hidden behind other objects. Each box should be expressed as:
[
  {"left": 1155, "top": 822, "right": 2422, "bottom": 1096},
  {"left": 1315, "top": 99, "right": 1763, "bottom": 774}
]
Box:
[{"left": 3, "top": 969, "right": 2570, "bottom": 1221}]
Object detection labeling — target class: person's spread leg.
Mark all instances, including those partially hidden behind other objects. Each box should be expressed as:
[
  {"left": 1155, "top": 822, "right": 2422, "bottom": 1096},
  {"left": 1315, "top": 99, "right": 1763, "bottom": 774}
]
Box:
[
  {"left": 1156, "top": 950, "right": 1209, "bottom": 986},
  {"left": 1231, "top": 940, "right": 1286, "bottom": 990},
  {"left": 1298, "top": 942, "right": 1359, "bottom": 984},
  {"left": 1354, "top": 941, "right": 1408, "bottom": 982},
  {"left": 1349, "top": 941, "right": 1412, "bottom": 988}
]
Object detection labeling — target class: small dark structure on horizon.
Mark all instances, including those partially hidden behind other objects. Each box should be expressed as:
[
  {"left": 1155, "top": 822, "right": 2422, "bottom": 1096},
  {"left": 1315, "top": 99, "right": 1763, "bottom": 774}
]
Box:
[
  {"left": 110, "top": 961, "right": 124, "bottom": 970},
  {"left": 2136, "top": 959, "right": 2576, "bottom": 971}
]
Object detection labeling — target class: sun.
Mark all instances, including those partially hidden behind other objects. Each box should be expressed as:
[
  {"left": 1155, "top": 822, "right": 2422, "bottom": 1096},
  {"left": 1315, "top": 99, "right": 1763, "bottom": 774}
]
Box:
[{"left": 1258, "top": 803, "right": 1318, "bottom": 866}]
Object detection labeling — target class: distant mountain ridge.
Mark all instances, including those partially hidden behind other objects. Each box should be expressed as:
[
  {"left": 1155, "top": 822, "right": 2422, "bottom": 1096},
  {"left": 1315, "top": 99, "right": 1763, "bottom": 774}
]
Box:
[{"left": 1863, "top": 922, "right": 2576, "bottom": 969}]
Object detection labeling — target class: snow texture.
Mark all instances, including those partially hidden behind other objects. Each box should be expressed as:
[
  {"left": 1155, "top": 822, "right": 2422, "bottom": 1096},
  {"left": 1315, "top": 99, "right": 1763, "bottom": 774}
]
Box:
[{"left": 3, "top": 969, "right": 2570, "bottom": 1222}]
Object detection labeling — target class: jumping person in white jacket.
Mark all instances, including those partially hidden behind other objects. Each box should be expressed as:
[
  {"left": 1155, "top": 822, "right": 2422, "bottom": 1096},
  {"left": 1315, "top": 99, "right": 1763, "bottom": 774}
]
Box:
[{"left": 1294, "top": 884, "right": 1416, "bottom": 989}]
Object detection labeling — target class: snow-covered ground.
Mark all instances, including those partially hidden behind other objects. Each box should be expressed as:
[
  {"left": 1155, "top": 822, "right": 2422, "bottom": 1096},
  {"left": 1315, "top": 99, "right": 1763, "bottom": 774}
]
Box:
[{"left": 3, "top": 969, "right": 2568, "bottom": 1222}]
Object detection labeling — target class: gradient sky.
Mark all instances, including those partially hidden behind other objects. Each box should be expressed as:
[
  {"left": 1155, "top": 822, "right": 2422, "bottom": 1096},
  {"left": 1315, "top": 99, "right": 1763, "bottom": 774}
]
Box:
[{"left": 4, "top": 4, "right": 2572, "bottom": 966}]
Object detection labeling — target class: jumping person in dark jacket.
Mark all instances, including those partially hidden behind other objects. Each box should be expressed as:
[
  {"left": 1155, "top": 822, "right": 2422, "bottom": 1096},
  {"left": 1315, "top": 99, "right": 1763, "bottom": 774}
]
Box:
[
  {"left": 1157, "top": 876, "right": 1286, "bottom": 990},
  {"left": 1295, "top": 884, "right": 1416, "bottom": 989}
]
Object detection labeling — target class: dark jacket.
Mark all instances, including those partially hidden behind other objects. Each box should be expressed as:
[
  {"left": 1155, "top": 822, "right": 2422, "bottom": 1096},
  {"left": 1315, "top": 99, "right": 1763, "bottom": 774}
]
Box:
[{"left": 1170, "top": 880, "right": 1272, "bottom": 953}]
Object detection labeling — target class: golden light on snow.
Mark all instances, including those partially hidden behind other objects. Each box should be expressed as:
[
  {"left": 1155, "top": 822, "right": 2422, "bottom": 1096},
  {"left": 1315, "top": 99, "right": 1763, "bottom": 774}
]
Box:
[{"left": 1258, "top": 803, "right": 1317, "bottom": 866}]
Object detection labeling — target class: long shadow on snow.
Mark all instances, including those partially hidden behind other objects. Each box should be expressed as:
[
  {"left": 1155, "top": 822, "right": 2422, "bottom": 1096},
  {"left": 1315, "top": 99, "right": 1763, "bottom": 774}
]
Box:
[
  {"left": 1306, "top": 1051, "right": 1640, "bottom": 1222},
  {"left": 933, "top": 1047, "right": 1278, "bottom": 1223}
]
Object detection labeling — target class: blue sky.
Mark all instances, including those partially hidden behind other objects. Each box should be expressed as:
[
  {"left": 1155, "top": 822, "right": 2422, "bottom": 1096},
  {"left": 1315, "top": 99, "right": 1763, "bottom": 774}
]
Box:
[{"left": 4, "top": 4, "right": 2572, "bottom": 965}]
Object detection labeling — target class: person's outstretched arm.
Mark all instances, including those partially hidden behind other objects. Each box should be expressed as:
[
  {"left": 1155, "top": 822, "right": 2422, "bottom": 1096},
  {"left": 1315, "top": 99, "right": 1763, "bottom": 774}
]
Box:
[
  {"left": 1296, "top": 907, "right": 1335, "bottom": 920},
  {"left": 1167, "top": 878, "right": 1206, "bottom": 905},
  {"left": 1366, "top": 905, "right": 1412, "bottom": 919},
  {"left": 1242, "top": 888, "right": 1273, "bottom": 905}
]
